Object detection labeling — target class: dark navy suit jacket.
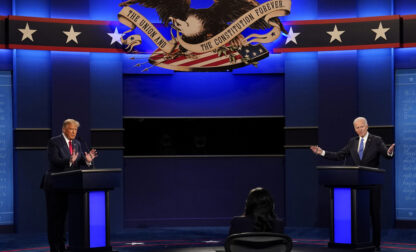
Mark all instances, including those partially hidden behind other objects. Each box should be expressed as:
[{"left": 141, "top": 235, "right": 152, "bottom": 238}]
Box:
[
  {"left": 41, "top": 134, "right": 89, "bottom": 189},
  {"left": 228, "top": 216, "right": 285, "bottom": 235},
  {"left": 324, "top": 133, "right": 392, "bottom": 168}
]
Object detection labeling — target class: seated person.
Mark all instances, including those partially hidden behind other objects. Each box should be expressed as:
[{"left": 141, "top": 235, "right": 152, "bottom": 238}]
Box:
[{"left": 229, "top": 187, "right": 284, "bottom": 235}]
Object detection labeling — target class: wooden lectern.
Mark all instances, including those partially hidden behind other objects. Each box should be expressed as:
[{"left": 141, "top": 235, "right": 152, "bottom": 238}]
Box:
[
  {"left": 317, "top": 166, "right": 385, "bottom": 250},
  {"left": 51, "top": 168, "right": 122, "bottom": 252}
]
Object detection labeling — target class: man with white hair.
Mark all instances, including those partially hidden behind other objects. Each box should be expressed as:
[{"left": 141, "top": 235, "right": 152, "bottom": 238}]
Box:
[
  {"left": 310, "top": 116, "right": 394, "bottom": 167},
  {"left": 310, "top": 116, "right": 395, "bottom": 251}
]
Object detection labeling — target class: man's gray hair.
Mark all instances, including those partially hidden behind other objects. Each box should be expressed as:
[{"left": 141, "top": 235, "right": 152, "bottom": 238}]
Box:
[
  {"left": 353, "top": 117, "right": 368, "bottom": 126},
  {"left": 62, "top": 118, "right": 80, "bottom": 128}
]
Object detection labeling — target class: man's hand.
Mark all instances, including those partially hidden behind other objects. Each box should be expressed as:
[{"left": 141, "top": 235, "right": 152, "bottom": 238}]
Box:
[
  {"left": 388, "top": 143, "right": 395, "bottom": 155},
  {"left": 85, "top": 149, "right": 98, "bottom": 163},
  {"left": 70, "top": 150, "right": 79, "bottom": 164},
  {"left": 310, "top": 145, "right": 323, "bottom": 155}
]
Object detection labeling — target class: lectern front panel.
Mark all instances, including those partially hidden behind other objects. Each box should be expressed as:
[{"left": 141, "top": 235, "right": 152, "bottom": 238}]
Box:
[
  {"left": 333, "top": 188, "right": 351, "bottom": 244},
  {"left": 89, "top": 191, "right": 106, "bottom": 248}
]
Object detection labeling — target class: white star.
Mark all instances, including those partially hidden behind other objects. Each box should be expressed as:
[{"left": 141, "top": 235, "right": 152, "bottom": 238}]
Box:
[
  {"left": 107, "top": 27, "right": 123, "bottom": 45},
  {"left": 18, "top": 22, "right": 37, "bottom": 42},
  {"left": 371, "top": 22, "right": 390, "bottom": 41},
  {"left": 327, "top": 25, "right": 345, "bottom": 43},
  {"left": 63, "top": 25, "right": 81, "bottom": 44},
  {"left": 285, "top": 27, "right": 300, "bottom": 45}
]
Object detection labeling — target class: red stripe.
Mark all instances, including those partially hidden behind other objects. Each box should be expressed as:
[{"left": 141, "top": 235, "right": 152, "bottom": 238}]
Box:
[
  {"left": 402, "top": 15, "right": 416, "bottom": 20},
  {"left": 0, "top": 16, "right": 7, "bottom": 20},
  {"left": 402, "top": 43, "right": 416, "bottom": 48},
  {"left": 150, "top": 48, "right": 180, "bottom": 60},
  {"left": 8, "top": 44, "right": 125, "bottom": 53},
  {"left": 274, "top": 43, "right": 400, "bottom": 53},
  {"left": 0, "top": 45, "right": 6, "bottom": 49},
  {"left": 9, "top": 15, "right": 114, "bottom": 25},
  {"left": 161, "top": 54, "right": 188, "bottom": 64},
  {"left": 203, "top": 55, "right": 242, "bottom": 67},
  {"left": 177, "top": 53, "right": 219, "bottom": 66},
  {"left": 283, "top": 15, "right": 400, "bottom": 26}
]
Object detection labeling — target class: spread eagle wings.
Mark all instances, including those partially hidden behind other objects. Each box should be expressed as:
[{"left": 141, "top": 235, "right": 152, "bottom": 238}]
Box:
[{"left": 119, "top": 0, "right": 285, "bottom": 31}]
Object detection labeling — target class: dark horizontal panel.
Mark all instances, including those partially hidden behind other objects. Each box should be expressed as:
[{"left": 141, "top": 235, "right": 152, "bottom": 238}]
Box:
[
  {"left": 395, "top": 220, "right": 416, "bottom": 229},
  {"left": 0, "top": 225, "right": 14, "bottom": 233},
  {"left": 285, "top": 127, "right": 318, "bottom": 147},
  {"left": 368, "top": 126, "right": 394, "bottom": 145},
  {"left": 124, "top": 117, "right": 285, "bottom": 156},
  {"left": 14, "top": 128, "right": 51, "bottom": 148},
  {"left": 91, "top": 129, "right": 124, "bottom": 149}
]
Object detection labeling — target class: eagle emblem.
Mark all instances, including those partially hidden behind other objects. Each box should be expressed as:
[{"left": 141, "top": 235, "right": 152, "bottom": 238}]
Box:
[{"left": 118, "top": 0, "right": 291, "bottom": 71}]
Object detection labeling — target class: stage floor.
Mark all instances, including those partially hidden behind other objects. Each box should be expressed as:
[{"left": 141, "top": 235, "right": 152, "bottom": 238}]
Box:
[{"left": 1, "top": 227, "right": 416, "bottom": 252}]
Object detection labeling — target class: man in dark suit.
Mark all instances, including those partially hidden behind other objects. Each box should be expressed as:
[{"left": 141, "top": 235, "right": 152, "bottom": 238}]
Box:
[
  {"left": 310, "top": 117, "right": 395, "bottom": 251},
  {"left": 41, "top": 119, "right": 97, "bottom": 252}
]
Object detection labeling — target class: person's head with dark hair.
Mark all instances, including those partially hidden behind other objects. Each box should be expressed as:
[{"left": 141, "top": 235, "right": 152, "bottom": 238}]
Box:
[{"left": 244, "top": 187, "right": 277, "bottom": 232}]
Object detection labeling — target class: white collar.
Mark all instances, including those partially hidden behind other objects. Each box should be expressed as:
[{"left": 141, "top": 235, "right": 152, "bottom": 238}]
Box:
[
  {"left": 361, "top": 132, "right": 369, "bottom": 142},
  {"left": 62, "top": 133, "right": 71, "bottom": 145}
]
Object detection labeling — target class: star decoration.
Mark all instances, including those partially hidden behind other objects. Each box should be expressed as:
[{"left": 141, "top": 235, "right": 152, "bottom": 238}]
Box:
[
  {"left": 371, "top": 22, "right": 390, "bottom": 41},
  {"left": 107, "top": 27, "right": 123, "bottom": 45},
  {"left": 18, "top": 22, "right": 37, "bottom": 42},
  {"left": 285, "top": 27, "right": 300, "bottom": 45},
  {"left": 63, "top": 25, "right": 81, "bottom": 44},
  {"left": 327, "top": 25, "right": 345, "bottom": 43}
]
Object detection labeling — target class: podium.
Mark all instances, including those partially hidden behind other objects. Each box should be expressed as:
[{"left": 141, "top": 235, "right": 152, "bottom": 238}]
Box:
[
  {"left": 316, "top": 166, "right": 385, "bottom": 250},
  {"left": 51, "top": 168, "right": 122, "bottom": 252}
]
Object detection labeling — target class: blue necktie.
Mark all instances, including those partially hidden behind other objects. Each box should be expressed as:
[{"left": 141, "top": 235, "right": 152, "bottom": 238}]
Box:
[{"left": 358, "top": 138, "right": 364, "bottom": 160}]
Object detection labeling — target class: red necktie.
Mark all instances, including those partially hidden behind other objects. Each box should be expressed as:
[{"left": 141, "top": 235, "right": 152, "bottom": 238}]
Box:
[{"left": 69, "top": 140, "right": 73, "bottom": 155}]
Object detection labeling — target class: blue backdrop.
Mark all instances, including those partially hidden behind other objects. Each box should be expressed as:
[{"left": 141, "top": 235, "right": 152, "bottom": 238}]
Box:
[
  {"left": 395, "top": 69, "right": 416, "bottom": 221},
  {"left": 0, "top": 71, "right": 13, "bottom": 225}
]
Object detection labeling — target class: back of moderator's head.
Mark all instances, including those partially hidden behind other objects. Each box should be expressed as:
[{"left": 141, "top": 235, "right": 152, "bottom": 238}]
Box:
[{"left": 244, "top": 187, "right": 275, "bottom": 217}]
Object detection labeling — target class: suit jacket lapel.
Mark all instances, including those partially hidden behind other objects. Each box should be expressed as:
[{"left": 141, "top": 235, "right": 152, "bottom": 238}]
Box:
[
  {"left": 59, "top": 135, "right": 71, "bottom": 157},
  {"left": 362, "top": 134, "right": 372, "bottom": 160},
  {"left": 352, "top": 137, "right": 360, "bottom": 163}
]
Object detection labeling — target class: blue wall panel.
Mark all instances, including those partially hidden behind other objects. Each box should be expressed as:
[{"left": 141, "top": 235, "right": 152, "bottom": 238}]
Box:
[
  {"left": 395, "top": 69, "right": 416, "bottom": 220},
  {"left": 395, "top": 0, "right": 416, "bottom": 15},
  {"left": 318, "top": 0, "right": 357, "bottom": 19},
  {"left": 51, "top": 52, "right": 90, "bottom": 139},
  {"left": 285, "top": 149, "right": 322, "bottom": 226},
  {"left": 123, "top": 73, "right": 284, "bottom": 117},
  {"left": 0, "top": 71, "right": 13, "bottom": 226},
  {"left": 357, "top": 49, "right": 394, "bottom": 125},
  {"left": 318, "top": 50, "right": 358, "bottom": 151},
  {"left": 0, "top": 0, "right": 12, "bottom": 15},
  {"left": 89, "top": 0, "right": 120, "bottom": 21},
  {"left": 90, "top": 53, "right": 123, "bottom": 128},
  {"left": 284, "top": 0, "right": 317, "bottom": 21},
  {"left": 284, "top": 52, "right": 318, "bottom": 126},
  {"left": 14, "top": 50, "right": 51, "bottom": 128},
  {"left": 0, "top": 51, "right": 12, "bottom": 71},
  {"left": 124, "top": 157, "right": 285, "bottom": 227},
  {"left": 395, "top": 48, "right": 416, "bottom": 69},
  {"left": 13, "top": 0, "right": 49, "bottom": 17},
  {"left": 15, "top": 150, "right": 48, "bottom": 232},
  {"left": 50, "top": 0, "right": 89, "bottom": 19},
  {"left": 357, "top": 0, "right": 392, "bottom": 17}
]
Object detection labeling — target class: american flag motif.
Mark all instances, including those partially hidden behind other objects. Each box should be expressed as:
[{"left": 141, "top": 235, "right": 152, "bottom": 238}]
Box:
[{"left": 148, "top": 43, "right": 269, "bottom": 72}]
